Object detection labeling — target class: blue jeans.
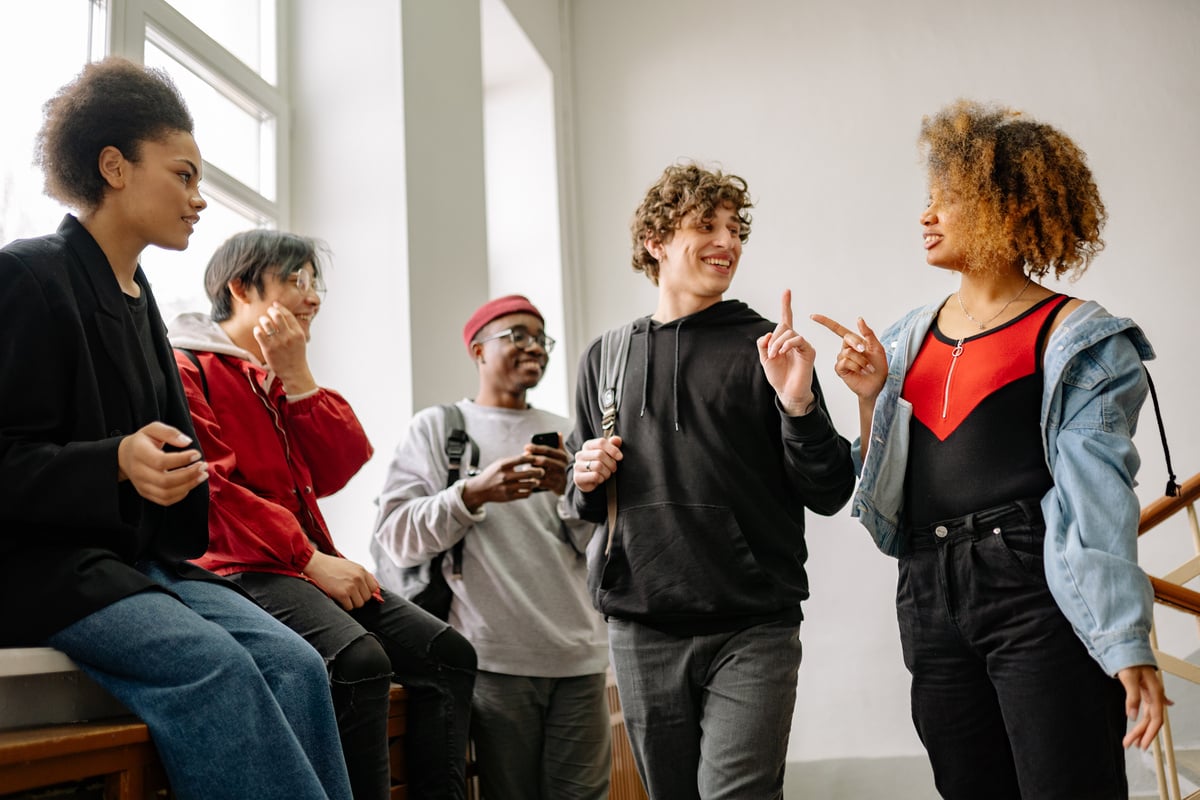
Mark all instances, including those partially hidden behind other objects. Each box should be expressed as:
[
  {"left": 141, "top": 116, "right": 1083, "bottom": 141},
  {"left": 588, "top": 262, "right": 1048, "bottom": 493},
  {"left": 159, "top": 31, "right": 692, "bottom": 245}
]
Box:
[
  {"left": 608, "top": 618, "right": 802, "bottom": 800},
  {"left": 46, "top": 561, "right": 352, "bottom": 800},
  {"left": 470, "top": 670, "right": 610, "bottom": 800},
  {"left": 898, "top": 499, "right": 1127, "bottom": 799},
  {"left": 231, "top": 573, "right": 477, "bottom": 800}
]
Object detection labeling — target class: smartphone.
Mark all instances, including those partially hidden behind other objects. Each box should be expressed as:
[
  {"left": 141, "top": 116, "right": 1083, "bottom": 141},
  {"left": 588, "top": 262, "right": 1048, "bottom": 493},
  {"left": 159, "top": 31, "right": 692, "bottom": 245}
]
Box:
[
  {"left": 528, "top": 432, "right": 560, "bottom": 492},
  {"left": 531, "top": 432, "right": 560, "bottom": 448}
]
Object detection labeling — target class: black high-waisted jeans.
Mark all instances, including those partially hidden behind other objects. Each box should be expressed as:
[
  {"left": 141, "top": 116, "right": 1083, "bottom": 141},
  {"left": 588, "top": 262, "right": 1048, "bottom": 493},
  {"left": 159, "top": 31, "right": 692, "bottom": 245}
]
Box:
[{"left": 897, "top": 498, "right": 1127, "bottom": 800}]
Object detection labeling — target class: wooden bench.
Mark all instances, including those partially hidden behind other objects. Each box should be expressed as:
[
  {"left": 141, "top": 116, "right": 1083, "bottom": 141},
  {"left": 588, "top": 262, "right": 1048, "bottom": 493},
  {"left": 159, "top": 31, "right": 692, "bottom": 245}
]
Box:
[
  {"left": 0, "top": 684, "right": 409, "bottom": 799},
  {"left": 0, "top": 719, "right": 168, "bottom": 798},
  {"left": 1, "top": 668, "right": 644, "bottom": 799}
]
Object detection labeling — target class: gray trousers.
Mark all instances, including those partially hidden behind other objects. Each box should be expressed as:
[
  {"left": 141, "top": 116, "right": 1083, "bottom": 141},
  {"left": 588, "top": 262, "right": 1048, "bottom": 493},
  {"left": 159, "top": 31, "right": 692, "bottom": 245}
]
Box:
[
  {"left": 470, "top": 670, "right": 611, "bottom": 800},
  {"left": 608, "top": 618, "right": 802, "bottom": 800}
]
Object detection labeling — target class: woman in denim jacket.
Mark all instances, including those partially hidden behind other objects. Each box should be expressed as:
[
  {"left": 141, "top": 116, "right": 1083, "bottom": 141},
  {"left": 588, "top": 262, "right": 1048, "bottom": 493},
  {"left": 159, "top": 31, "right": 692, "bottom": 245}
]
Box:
[{"left": 814, "top": 100, "right": 1168, "bottom": 799}]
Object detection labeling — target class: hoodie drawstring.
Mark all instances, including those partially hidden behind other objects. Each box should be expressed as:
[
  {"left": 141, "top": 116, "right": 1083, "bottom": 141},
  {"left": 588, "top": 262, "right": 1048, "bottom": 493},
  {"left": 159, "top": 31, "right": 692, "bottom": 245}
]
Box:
[
  {"left": 636, "top": 320, "right": 684, "bottom": 432},
  {"left": 639, "top": 325, "right": 650, "bottom": 419},
  {"left": 672, "top": 320, "right": 684, "bottom": 431}
]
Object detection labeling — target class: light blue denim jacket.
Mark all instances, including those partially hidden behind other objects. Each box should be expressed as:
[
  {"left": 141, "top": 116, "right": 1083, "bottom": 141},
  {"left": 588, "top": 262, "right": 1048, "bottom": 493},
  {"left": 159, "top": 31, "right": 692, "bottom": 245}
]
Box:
[{"left": 852, "top": 298, "right": 1157, "bottom": 676}]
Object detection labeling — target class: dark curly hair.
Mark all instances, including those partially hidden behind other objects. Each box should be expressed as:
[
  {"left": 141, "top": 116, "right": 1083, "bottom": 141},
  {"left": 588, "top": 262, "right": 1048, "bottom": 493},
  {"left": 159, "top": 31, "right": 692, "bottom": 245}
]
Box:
[
  {"left": 630, "top": 162, "right": 753, "bottom": 284},
  {"left": 205, "top": 230, "right": 328, "bottom": 322},
  {"left": 35, "top": 56, "right": 194, "bottom": 212},
  {"left": 920, "top": 100, "right": 1106, "bottom": 280}
]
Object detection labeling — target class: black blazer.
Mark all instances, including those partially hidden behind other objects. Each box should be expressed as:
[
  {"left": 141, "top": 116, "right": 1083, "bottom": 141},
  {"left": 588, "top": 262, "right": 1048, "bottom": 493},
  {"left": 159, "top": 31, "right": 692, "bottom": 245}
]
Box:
[{"left": 0, "top": 215, "right": 216, "bottom": 644}]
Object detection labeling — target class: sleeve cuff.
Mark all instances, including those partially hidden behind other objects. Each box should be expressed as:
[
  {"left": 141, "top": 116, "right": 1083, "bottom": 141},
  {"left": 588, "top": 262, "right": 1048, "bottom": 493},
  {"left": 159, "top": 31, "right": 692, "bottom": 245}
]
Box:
[
  {"left": 778, "top": 396, "right": 834, "bottom": 439},
  {"left": 450, "top": 480, "right": 487, "bottom": 523},
  {"left": 295, "top": 542, "right": 317, "bottom": 573},
  {"left": 285, "top": 387, "right": 321, "bottom": 403}
]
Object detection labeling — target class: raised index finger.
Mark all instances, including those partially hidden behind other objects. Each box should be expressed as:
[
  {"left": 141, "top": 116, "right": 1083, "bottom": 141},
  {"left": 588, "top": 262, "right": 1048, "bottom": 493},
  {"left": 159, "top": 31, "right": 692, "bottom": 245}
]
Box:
[
  {"left": 809, "top": 314, "right": 853, "bottom": 339},
  {"left": 780, "top": 289, "right": 793, "bottom": 328}
]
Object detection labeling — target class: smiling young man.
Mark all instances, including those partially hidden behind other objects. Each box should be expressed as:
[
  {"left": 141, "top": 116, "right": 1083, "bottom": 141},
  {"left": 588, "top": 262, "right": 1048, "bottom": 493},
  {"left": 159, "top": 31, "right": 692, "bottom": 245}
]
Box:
[
  {"left": 373, "top": 295, "right": 611, "bottom": 800},
  {"left": 564, "top": 163, "right": 856, "bottom": 799},
  {"left": 168, "top": 230, "right": 477, "bottom": 800}
]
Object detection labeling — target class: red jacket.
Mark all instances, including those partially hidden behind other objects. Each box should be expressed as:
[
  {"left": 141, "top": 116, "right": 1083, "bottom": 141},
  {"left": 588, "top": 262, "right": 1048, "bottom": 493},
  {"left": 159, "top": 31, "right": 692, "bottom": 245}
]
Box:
[{"left": 172, "top": 342, "right": 373, "bottom": 579}]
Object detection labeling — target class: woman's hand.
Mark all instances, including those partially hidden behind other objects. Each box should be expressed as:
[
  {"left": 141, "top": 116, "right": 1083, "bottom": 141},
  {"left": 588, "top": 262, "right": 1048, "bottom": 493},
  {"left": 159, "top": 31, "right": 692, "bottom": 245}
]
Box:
[
  {"left": 1119, "top": 665, "right": 1171, "bottom": 750},
  {"left": 573, "top": 436, "right": 623, "bottom": 493},
  {"left": 810, "top": 314, "right": 888, "bottom": 401},
  {"left": 117, "top": 422, "right": 208, "bottom": 505}
]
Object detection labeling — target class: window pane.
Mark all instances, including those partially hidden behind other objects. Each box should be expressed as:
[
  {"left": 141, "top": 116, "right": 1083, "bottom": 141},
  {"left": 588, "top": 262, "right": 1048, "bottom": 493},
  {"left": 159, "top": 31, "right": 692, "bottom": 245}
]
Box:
[
  {"left": 0, "top": 0, "right": 105, "bottom": 245},
  {"left": 141, "top": 193, "right": 267, "bottom": 322},
  {"left": 145, "top": 39, "right": 277, "bottom": 200},
  {"left": 163, "top": 0, "right": 276, "bottom": 84}
]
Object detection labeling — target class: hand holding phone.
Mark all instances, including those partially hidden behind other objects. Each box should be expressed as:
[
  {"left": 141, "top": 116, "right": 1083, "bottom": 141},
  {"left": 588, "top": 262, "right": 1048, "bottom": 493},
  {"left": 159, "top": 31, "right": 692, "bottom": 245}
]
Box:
[
  {"left": 528, "top": 431, "right": 565, "bottom": 493},
  {"left": 531, "top": 432, "right": 561, "bottom": 448}
]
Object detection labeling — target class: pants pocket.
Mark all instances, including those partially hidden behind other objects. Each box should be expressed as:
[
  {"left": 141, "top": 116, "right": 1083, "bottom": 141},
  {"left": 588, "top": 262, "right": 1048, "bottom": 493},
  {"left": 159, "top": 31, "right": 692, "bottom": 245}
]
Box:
[{"left": 988, "top": 522, "right": 1046, "bottom": 581}]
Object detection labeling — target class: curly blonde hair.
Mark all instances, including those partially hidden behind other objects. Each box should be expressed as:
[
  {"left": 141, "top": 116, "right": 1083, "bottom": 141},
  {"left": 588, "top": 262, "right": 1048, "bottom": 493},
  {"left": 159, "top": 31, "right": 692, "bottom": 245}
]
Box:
[
  {"left": 630, "top": 162, "right": 753, "bottom": 284},
  {"left": 920, "top": 100, "right": 1106, "bottom": 280}
]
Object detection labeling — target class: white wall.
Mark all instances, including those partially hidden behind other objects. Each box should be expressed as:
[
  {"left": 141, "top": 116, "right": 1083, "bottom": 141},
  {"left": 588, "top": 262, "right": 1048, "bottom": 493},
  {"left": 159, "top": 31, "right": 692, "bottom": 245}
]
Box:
[
  {"left": 566, "top": 0, "right": 1200, "bottom": 764},
  {"left": 481, "top": 0, "right": 570, "bottom": 415},
  {"left": 290, "top": 0, "right": 1200, "bottom": 770},
  {"left": 289, "top": 0, "right": 410, "bottom": 570},
  {"left": 291, "top": 1, "right": 495, "bottom": 570}
]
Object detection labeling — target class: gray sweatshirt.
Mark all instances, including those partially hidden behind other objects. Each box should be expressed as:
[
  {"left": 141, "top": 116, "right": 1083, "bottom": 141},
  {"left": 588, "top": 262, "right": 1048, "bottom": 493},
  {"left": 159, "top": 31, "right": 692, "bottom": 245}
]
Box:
[{"left": 372, "top": 400, "right": 607, "bottom": 677}]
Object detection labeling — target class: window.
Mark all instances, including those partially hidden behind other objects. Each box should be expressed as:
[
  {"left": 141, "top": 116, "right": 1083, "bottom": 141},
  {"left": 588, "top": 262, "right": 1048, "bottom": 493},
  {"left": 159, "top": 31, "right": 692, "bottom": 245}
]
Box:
[
  {"left": 0, "top": 0, "right": 286, "bottom": 322},
  {"left": 0, "top": 0, "right": 106, "bottom": 246},
  {"left": 161, "top": 0, "right": 276, "bottom": 83},
  {"left": 121, "top": 0, "right": 287, "bottom": 319}
]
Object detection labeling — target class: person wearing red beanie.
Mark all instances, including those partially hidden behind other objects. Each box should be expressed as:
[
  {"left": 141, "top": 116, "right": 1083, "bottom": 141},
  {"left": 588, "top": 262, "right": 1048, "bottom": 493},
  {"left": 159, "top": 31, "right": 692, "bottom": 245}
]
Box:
[
  {"left": 460, "top": 294, "right": 543, "bottom": 354},
  {"left": 374, "top": 295, "right": 611, "bottom": 800}
]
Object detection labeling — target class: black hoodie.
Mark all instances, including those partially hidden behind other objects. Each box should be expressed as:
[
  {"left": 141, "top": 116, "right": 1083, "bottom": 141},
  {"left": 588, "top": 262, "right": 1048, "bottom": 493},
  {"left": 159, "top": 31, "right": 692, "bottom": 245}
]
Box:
[{"left": 565, "top": 300, "right": 855, "bottom": 635}]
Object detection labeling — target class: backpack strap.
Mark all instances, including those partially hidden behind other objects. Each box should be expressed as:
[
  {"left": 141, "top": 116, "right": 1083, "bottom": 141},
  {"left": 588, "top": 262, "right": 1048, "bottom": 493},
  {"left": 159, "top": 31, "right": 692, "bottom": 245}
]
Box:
[
  {"left": 439, "top": 403, "right": 479, "bottom": 577},
  {"left": 175, "top": 348, "right": 210, "bottom": 400},
  {"left": 597, "top": 323, "right": 633, "bottom": 555},
  {"left": 598, "top": 323, "right": 633, "bottom": 438},
  {"left": 1144, "top": 368, "right": 1180, "bottom": 498}
]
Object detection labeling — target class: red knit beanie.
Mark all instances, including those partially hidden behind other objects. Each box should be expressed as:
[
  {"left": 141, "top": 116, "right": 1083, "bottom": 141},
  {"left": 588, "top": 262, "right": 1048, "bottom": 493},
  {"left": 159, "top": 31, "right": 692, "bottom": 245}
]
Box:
[{"left": 462, "top": 294, "right": 543, "bottom": 353}]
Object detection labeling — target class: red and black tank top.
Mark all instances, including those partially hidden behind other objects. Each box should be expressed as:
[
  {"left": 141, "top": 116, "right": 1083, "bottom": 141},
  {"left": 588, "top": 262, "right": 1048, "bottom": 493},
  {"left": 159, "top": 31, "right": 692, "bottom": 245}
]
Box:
[{"left": 901, "top": 294, "right": 1070, "bottom": 527}]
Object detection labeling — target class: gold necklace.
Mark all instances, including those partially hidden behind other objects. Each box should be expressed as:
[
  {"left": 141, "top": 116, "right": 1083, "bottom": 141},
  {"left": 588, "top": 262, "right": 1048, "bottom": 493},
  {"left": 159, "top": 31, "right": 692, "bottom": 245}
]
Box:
[{"left": 956, "top": 275, "right": 1032, "bottom": 330}]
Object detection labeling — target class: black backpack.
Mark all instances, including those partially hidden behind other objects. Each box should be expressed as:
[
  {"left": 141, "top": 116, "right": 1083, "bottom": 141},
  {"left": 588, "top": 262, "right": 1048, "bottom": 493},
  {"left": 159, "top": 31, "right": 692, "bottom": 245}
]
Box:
[{"left": 401, "top": 403, "right": 479, "bottom": 620}]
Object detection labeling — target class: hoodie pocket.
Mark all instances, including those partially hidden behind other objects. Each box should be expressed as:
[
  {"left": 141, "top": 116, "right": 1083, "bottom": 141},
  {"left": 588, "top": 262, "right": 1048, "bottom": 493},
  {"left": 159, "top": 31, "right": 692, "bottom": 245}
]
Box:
[{"left": 596, "top": 503, "right": 777, "bottom": 616}]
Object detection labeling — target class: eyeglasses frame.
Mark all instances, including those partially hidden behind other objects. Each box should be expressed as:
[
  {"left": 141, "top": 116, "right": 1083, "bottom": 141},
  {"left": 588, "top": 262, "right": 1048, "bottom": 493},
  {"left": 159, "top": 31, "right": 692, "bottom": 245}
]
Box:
[{"left": 475, "top": 326, "right": 556, "bottom": 353}]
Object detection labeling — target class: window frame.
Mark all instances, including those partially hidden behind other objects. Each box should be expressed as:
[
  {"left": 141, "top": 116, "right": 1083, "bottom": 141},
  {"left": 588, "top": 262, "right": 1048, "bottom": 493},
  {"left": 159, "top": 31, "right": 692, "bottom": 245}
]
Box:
[{"left": 107, "top": 0, "right": 289, "bottom": 228}]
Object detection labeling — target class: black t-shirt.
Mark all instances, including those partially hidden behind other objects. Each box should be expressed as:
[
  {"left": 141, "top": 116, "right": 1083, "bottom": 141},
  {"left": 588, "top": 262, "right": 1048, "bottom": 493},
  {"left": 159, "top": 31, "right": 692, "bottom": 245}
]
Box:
[{"left": 124, "top": 289, "right": 168, "bottom": 416}]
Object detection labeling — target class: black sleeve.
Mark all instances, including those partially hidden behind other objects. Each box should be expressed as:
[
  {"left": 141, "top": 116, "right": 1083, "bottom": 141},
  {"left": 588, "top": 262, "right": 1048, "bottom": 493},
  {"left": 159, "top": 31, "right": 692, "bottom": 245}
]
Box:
[
  {"left": 563, "top": 339, "right": 609, "bottom": 524},
  {"left": 778, "top": 372, "right": 856, "bottom": 517}
]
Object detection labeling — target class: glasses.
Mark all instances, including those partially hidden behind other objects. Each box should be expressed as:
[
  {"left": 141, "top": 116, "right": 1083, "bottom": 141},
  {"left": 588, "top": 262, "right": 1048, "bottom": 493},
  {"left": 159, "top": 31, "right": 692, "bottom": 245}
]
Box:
[
  {"left": 477, "top": 327, "right": 556, "bottom": 353},
  {"left": 287, "top": 271, "right": 326, "bottom": 300}
]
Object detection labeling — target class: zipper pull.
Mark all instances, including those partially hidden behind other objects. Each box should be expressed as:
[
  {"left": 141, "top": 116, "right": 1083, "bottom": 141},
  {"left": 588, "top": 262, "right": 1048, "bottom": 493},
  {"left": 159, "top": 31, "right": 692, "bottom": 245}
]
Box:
[{"left": 942, "top": 339, "right": 964, "bottom": 419}]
